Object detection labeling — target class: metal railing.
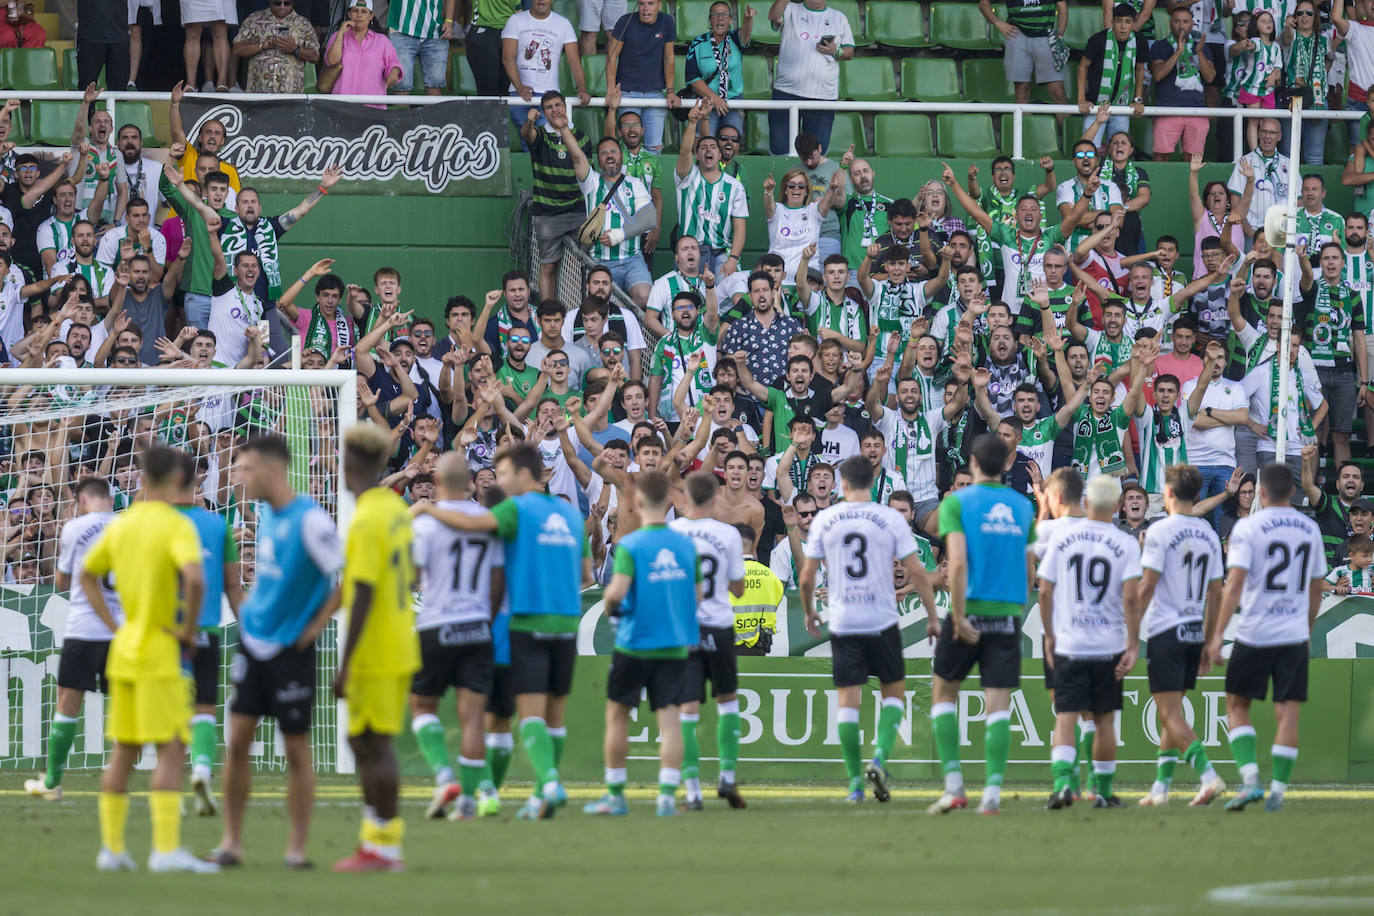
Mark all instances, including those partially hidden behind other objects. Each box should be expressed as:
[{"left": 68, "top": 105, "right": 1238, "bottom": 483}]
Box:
[{"left": 12, "top": 90, "right": 1362, "bottom": 162}]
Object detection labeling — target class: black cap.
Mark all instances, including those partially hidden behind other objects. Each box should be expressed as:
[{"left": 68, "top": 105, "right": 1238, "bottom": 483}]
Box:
[{"left": 1352, "top": 498, "right": 1374, "bottom": 514}]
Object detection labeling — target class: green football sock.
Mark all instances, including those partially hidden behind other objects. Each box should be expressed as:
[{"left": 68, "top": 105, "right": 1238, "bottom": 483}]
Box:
[
  {"left": 1095, "top": 765, "right": 1116, "bottom": 798},
  {"left": 458, "top": 757, "right": 484, "bottom": 796},
  {"left": 985, "top": 712, "right": 1011, "bottom": 788},
  {"left": 837, "top": 713, "right": 863, "bottom": 787},
  {"left": 1077, "top": 723, "right": 1095, "bottom": 792},
  {"left": 873, "top": 699, "right": 904, "bottom": 768},
  {"left": 411, "top": 715, "right": 451, "bottom": 781},
  {"left": 717, "top": 711, "right": 741, "bottom": 776},
  {"left": 1184, "top": 739, "right": 1213, "bottom": 777},
  {"left": 190, "top": 715, "right": 217, "bottom": 772},
  {"left": 548, "top": 727, "right": 567, "bottom": 767},
  {"left": 1271, "top": 745, "right": 1297, "bottom": 786},
  {"left": 487, "top": 738, "right": 514, "bottom": 790},
  {"left": 44, "top": 715, "right": 78, "bottom": 790},
  {"left": 680, "top": 715, "right": 700, "bottom": 781},
  {"left": 1156, "top": 750, "right": 1179, "bottom": 788},
  {"left": 519, "top": 718, "right": 559, "bottom": 785},
  {"left": 1051, "top": 745, "right": 1075, "bottom": 793},
  {"left": 931, "top": 702, "right": 961, "bottom": 776},
  {"left": 1227, "top": 726, "right": 1259, "bottom": 785},
  {"left": 606, "top": 767, "right": 627, "bottom": 796}
]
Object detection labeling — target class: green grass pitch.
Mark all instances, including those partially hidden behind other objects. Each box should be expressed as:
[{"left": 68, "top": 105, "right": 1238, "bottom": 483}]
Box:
[{"left": 3, "top": 773, "right": 1373, "bottom": 915}]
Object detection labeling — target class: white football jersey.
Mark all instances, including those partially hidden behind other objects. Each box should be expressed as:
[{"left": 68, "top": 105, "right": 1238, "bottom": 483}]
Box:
[
  {"left": 1225, "top": 506, "right": 1326, "bottom": 647},
  {"left": 803, "top": 501, "right": 918, "bottom": 635},
  {"left": 1039, "top": 518, "right": 1143, "bottom": 657},
  {"left": 670, "top": 516, "right": 746, "bottom": 629},
  {"left": 56, "top": 511, "right": 122, "bottom": 640},
  {"left": 1140, "top": 514, "right": 1223, "bottom": 638},
  {"left": 412, "top": 500, "right": 504, "bottom": 630}
]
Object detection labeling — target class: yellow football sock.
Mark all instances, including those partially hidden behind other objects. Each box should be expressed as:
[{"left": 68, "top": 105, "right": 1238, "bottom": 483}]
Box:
[
  {"left": 98, "top": 792, "right": 129, "bottom": 855},
  {"left": 149, "top": 790, "right": 181, "bottom": 854},
  {"left": 361, "top": 816, "right": 404, "bottom": 857}
]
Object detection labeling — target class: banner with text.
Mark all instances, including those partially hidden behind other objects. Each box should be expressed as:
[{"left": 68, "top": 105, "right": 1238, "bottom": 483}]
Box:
[{"left": 179, "top": 98, "right": 509, "bottom": 196}]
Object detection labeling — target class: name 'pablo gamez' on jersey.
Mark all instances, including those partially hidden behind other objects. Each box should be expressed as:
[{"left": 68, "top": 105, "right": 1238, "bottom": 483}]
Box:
[
  {"left": 1039, "top": 517, "right": 1143, "bottom": 657},
  {"left": 670, "top": 516, "right": 746, "bottom": 630},
  {"left": 413, "top": 500, "right": 504, "bottom": 631},
  {"left": 802, "top": 501, "right": 918, "bottom": 635},
  {"left": 56, "top": 510, "right": 122, "bottom": 639},
  {"left": 1140, "top": 514, "right": 1223, "bottom": 638},
  {"left": 1226, "top": 506, "right": 1326, "bottom": 647}
]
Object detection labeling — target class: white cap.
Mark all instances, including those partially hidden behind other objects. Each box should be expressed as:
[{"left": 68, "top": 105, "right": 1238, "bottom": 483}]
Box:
[{"left": 349, "top": 0, "right": 373, "bottom": 10}]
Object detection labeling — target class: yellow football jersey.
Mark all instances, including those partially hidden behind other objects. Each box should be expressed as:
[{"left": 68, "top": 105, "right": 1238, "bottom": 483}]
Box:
[
  {"left": 83, "top": 501, "right": 204, "bottom": 681},
  {"left": 343, "top": 487, "right": 418, "bottom": 677}
]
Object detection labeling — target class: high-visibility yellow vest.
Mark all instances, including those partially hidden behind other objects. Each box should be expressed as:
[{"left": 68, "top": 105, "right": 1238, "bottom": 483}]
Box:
[{"left": 732, "top": 558, "right": 784, "bottom": 648}]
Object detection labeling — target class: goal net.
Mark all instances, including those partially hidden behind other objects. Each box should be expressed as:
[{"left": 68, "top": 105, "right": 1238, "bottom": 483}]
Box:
[{"left": 0, "top": 368, "right": 357, "bottom": 774}]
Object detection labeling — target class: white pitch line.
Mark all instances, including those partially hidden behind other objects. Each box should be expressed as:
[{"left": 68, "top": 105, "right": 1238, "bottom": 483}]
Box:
[{"left": 1206, "top": 875, "right": 1374, "bottom": 909}]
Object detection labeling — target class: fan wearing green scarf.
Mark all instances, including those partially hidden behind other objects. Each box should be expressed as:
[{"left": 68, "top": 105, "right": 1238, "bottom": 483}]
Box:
[
  {"left": 1239, "top": 329, "right": 1328, "bottom": 466},
  {"left": 1300, "top": 241, "right": 1368, "bottom": 470},
  {"left": 1076, "top": 5, "right": 1148, "bottom": 144},
  {"left": 1068, "top": 336, "right": 1149, "bottom": 479}
]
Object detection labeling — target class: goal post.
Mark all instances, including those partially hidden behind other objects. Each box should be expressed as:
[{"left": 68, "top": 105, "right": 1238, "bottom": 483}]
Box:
[{"left": 0, "top": 368, "right": 358, "bottom": 774}]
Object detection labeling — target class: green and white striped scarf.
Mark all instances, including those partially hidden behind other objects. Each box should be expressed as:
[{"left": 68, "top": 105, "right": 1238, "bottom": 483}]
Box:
[
  {"left": 1098, "top": 34, "right": 1139, "bottom": 105},
  {"left": 221, "top": 217, "right": 282, "bottom": 300},
  {"left": 1268, "top": 357, "right": 1315, "bottom": 440}
]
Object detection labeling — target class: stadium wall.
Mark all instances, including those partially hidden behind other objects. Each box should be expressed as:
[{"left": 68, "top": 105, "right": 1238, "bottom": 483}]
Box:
[{"left": 263, "top": 155, "right": 1360, "bottom": 323}]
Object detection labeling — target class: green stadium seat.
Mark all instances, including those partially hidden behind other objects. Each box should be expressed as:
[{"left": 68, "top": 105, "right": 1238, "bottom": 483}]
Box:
[
  {"left": 868, "top": 0, "right": 930, "bottom": 48},
  {"left": 675, "top": 0, "right": 723, "bottom": 40},
  {"left": 572, "top": 106, "right": 603, "bottom": 142},
  {"left": 553, "top": 0, "right": 579, "bottom": 30},
  {"left": 874, "top": 113, "right": 933, "bottom": 157},
  {"left": 931, "top": 2, "right": 993, "bottom": 50},
  {"left": 745, "top": 110, "right": 770, "bottom": 154},
  {"left": 1029, "top": 63, "right": 1075, "bottom": 102},
  {"left": 936, "top": 113, "right": 997, "bottom": 158},
  {"left": 838, "top": 58, "right": 897, "bottom": 101},
  {"left": 1063, "top": 5, "right": 1100, "bottom": 50},
  {"left": 31, "top": 99, "right": 82, "bottom": 146},
  {"left": 674, "top": 52, "right": 687, "bottom": 90},
  {"left": 560, "top": 52, "right": 607, "bottom": 95},
  {"left": 901, "top": 58, "right": 959, "bottom": 103},
  {"left": 962, "top": 57, "right": 1013, "bottom": 103},
  {"left": 3, "top": 47, "right": 59, "bottom": 91},
  {"left": 4, "top": 105, "right": 28, "bottom": 145},
  {"left": 740, "top": 54, "right": 771, "bottom": 99},
  {"left": 62, "top": 47, "right": 104, "bottom": 91},
  {"left": 303, "top": 62, "right": 316, "bottom": 93},
  {"left": 449, "top": 53, "right": 477, "bottom": 95},
  {"left": 1326, "top": 121, "right": 1349, "bottom": 167},
  {"left": 829, "top": 0, "right": 868, "bottom": 46},
  {"left": 827, "top": 113, "right": 867, "bottom": 156},
  {"left": 1001, "top": 114, "right": 1060, "bottom": 159},
  {"left": 1129, "top": 116, "right": 1153, "bottom": 157},
  {"left": 113, "top": 101, "right": 158, "bottom": 147},
  {"left": 752, "top": 14, "right": 780, "bottom": 44}
]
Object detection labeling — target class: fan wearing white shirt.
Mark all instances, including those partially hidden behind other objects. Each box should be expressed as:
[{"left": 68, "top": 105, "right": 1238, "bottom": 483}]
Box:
[{"left": 1208, "top": 462, "right": 1325, "bottom": 813}]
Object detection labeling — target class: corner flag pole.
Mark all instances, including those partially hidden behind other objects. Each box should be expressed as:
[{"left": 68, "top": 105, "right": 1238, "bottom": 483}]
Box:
[{"left": 1273, "top": 97, "right": 1305, "bottom": 466}]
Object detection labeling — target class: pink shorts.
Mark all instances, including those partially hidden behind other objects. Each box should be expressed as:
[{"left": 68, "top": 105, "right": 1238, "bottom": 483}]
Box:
[
  {"left": 1237, "top": 90, "right": 1276, "bottom": 108},
  {"left": 1153, "top": 115, "right": 1211, "bottom": 154}
]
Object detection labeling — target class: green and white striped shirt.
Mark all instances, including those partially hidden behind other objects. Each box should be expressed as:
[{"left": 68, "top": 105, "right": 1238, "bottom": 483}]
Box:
[
  {"left": 674, "top": 166, "right": 748, "bottom": 250},
  {"left": 1135, "top": 402, "right": 1191, "bottom": 495},
  {"left": 579, "top": 171, "right": 650, "bottom": 262},
  {"left": 804, "top": 288, "right": 867, "bottom": 341},
  {"left": 1343, "top": 248, "right": 1374, "bottom": 331},
  {"left": 645, "top": 269, "right": 705, "bottom": 322},
  {"left": 388, "top": 0, "right": 443, "bottom": 39},
  {"left": 871, "top": 279, "right": 925, "bottom": 364},
  {"left": 1326, "top": 563, "right": 1374, "bottom": 593}
]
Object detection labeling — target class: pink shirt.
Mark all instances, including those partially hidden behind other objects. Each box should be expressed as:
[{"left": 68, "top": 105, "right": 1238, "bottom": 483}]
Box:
[
  {"left": 327, "top": 28, "right": 401, "bottom": 103},
  {"left": 160, "top": 217, "right": 185, "bottom": 262},
  {"left": 1193, "top": 216, "right": 1245, "bottom": 280},
  {"left": 1144, "top": 352, "right": 1204, "bottom": 407},
  {"left": 292, "top": 306, "right": 357, "bottom": 353}
]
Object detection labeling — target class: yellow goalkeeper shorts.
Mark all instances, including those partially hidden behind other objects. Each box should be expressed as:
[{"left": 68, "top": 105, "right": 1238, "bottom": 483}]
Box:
[
  {"left": 106, "top": 675, "right": 191, "bottom": 747},
  {"left": 346, "top": 674, "right": 409, "bottom": 737}
]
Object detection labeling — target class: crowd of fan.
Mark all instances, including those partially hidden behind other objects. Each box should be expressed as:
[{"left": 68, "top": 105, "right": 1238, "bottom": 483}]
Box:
[{"left": 3, "top": 0, "right": 1374, "bottom": 599}]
